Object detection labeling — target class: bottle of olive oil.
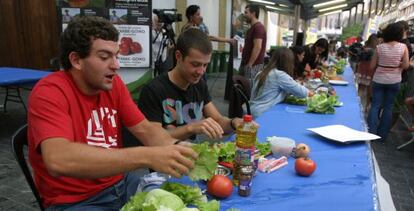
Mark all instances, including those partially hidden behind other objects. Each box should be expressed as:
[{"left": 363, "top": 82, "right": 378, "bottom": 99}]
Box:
[{"left": 233, "top": 115, "right": 257, "bottom": 186}]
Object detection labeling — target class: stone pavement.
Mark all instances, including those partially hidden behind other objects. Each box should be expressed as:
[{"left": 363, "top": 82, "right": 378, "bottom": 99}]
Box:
[{"left": 1, "top": 72, "right": 414, "bottom": 210}]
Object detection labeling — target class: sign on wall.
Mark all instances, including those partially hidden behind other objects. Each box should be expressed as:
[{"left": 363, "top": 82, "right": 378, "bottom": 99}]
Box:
[{"left": 56, "top": 0, "right": 152, "bottom": 68}]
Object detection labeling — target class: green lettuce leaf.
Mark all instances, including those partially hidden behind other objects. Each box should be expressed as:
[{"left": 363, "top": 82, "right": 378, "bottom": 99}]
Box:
[
  {"left": 161, "top": 182, "right": 206, "bottom": 206},
  {"left": 306, "top": 93, "right": 337, "bottom": 114},
  {"left": 121, "top": 191, "right": 148, "bottom": 211},
  {"left": 189, "top": 142, "right": 219, "bottom": 181}
]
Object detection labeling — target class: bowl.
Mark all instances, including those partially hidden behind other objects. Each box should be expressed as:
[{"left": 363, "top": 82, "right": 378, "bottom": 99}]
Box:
[
  {"left": 268, "top": 137, "right": 296, "bottom": 157},
  {"left": 215, "top": 165, "right": 231, "bottom": 176}
]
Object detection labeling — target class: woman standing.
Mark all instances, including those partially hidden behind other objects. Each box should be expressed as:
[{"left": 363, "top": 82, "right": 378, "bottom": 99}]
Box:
[
  {"left": 356, "top": 34, "right": 379, "bottom": 111},
  {"left": 181, "top": 5, "right": 233, "bottom": 44},
  {"left": 368, "top": 23, "right": 409, "bottom": 140},
  {"left": 250, "top": 47, "right": 311, "bottom": 118}
]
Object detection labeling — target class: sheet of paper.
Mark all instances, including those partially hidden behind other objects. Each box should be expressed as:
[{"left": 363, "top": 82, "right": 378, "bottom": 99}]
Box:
[{"left": 307, "top": 124, "right": 381, "bottom": 143}]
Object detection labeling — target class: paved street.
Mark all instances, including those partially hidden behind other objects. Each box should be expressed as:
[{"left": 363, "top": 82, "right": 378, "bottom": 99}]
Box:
[{"left": 0, "top": 73, "right": 414, "bottom": 210}]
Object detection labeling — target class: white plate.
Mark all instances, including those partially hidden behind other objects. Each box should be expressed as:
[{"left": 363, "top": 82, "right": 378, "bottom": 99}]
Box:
[
  {"left": 329, "top": 80, "right": 349, "bottom": 85},
  {"left": 307, "top": 125, "right": 381, "bottom": 143}
]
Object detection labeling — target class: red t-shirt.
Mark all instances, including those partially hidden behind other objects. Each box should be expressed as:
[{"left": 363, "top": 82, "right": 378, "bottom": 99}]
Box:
[
  {"left": 241, "top": 22, "right": 267, "bottom": 66},
  {"left": 27, "top": 71, "right": 145, "bottom": 207}
]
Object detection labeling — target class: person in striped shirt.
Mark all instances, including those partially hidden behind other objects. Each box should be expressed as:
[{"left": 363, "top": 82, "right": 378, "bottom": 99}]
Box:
[{"left": 368, "top": 22, "right": 410, "bottom": 140}]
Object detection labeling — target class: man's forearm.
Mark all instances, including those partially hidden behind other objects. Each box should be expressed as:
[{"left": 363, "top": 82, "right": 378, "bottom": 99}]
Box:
[
  {"left": 247, "top": 45, "right": 261, "bottom": 66},
  {"left": 128, "top": 119, "right": 176, "bottom": 146},
  {"left": 41, "top": 138, "right": 155, "bottom": 179}
]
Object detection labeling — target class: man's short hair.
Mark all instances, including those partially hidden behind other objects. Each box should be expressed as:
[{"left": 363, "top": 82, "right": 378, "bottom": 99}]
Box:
[
  {"left": 246, "top": 4, "right": 260, "bottom": 19},
  {"left": 60, "top": 16, "right": 119, "bottom": 70},
  {"left": 176, "top": 28, "right": 212, "bottom": 58}
]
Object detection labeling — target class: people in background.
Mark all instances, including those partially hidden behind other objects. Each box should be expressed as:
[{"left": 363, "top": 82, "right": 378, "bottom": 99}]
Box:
[
  {"left": 327, "top": 39, "right": 337, "bottom": 64},
  {"left": 356, "top": 34, "right": 379, "bottom": 112},
  {"left": 181, "top": 5, "right": 234, "bottom": 44},
  {"left": 239, "top": 4, "right": 267, "bottom": 83},
  {"left": 396, "top": 20, "right": 413, "bottom": 83},
  {"left": 289, "top": 46, "right": 305, "bottom": 79},
  {"left": 348, "top": 36, "right": 363, "bottom": 72},
  {"left": 250, "top": 47, "right": 311, "bottom": 118},
  {"left": 368, "top": 22, "right": 409, "bottom": 140},
  {"left": 336, "top": 46, "right": 348, "bottom": 59},
  {"left": 198, "top": 16, "right": 209, "bottom": 35},
  {"left": 138, "top": 28, "right": 245, "bottom": 141},
  {"left": 62, "top": 9, "right": 72, "bottom": 23},
  {"left": 302, "top": 38, "right": 329, "bottom": 70},
  {"left": 27, "top": 16, "right": 197, "bottom": 210}
]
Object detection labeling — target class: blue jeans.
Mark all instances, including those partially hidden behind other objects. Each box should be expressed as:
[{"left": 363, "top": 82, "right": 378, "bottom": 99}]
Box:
[
  {"left": 367, "top": 82, "right": 400, "bottom": 139},
  {"left": 46, "top": 172, "right": 140, "bottom": 211}
]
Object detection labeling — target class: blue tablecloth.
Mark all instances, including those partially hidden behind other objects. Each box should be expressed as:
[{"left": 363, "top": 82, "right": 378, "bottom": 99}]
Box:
[
  {"left": 0, "top": 67, "right": 51, "bottom": 86},
  {"left": 174, "top": 66, "right": 377, "bottom": 211}
]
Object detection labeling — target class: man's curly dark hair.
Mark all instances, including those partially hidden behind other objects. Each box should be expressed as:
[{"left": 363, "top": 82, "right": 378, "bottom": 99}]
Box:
[{"left": 60, "top": 16, "right": 119, "bottom": 70}]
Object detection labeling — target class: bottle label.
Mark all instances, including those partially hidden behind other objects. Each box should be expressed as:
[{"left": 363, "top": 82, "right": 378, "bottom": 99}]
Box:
[
  {"left": 239, "top": 179, "right": 252, "bottom": 190},
  {"left": 235, "top": 147, "right": 255, "bottom": 165}
]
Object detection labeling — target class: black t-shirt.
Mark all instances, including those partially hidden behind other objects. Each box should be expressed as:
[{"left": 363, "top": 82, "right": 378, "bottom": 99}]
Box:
[
  {"left": 138, "top": 73, "right": 211, "bottom": 131},
  {"left": 302, "top": 45, "right": 327, "bottom": 69}
]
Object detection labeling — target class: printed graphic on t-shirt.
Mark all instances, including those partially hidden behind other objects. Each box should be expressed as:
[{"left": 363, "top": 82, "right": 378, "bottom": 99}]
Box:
[
  {"left": 162, "top": 98, "right": 204, "bottom": 125},
  {"left": 86, "top": 107, "right": 118, "bottom": 148}
]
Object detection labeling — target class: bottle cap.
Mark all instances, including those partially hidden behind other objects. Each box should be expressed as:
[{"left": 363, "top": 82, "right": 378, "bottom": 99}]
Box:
[{"left": 243, "top": 115, "right": 252, "bottom": 122}]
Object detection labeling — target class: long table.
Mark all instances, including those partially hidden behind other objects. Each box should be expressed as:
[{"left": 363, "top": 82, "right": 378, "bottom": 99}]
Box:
[
  {"left": 0, "top": 67, "right": 51, "bottom": 112},
  {"left": 173, "top": 66, "right": 378, "bottom": 211}
]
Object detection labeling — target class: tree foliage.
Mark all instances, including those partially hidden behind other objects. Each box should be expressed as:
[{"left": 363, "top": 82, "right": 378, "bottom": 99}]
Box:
[{"left": 339, "top": 23, "right": 364, "bottom": 41}]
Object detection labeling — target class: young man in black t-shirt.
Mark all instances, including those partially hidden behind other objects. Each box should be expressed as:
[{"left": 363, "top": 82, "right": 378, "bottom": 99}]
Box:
[{"left": 139, "top": 28, "right": 244, "bottom": 141}]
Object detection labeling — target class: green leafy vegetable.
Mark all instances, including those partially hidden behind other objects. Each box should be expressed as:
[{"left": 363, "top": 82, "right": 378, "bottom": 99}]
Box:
[
  {"left": 161, "top": 182, "right": 206, "bottom": 206},
  {"left": 284, "top": 95, "right": 307, "bottom": 105},
  {"left": 215, "top": 142, "right": 236, "bottom": 162},
  {"left": 121, "top": 191, "right": 148, "bottom": 211},
  {"left": 306, "top": 93, "right": 338, "bottom": 114},
  {"left": 214, "top": 141, "right": 270, "bottom": 162},
  {"left": 189, "top": 142, "right": 219, "bottom": 181},
  {"left": 256, "top": 142, "right": 271, "bottom": 156},
  {"left": 197, "top": 200, "right": 220, "bottom": 211},
  {"left": 143, "top": 189, "right": 185, "bottom": 211}
]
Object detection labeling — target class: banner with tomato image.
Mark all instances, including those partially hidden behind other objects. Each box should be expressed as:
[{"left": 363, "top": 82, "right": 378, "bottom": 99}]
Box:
[{"left": 115, "top": 25, "right": 150, "bottom": 67}]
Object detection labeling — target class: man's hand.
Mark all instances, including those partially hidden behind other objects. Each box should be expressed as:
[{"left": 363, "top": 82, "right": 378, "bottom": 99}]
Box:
[
  {"left": 188, "top": 117, "right": 224, "bottom": 139},
  {"left": 148, "top": 145, "right": 198, "bottom": 178}
]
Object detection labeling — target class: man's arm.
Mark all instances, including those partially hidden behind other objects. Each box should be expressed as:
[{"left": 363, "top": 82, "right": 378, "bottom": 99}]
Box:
[
  {"left": 148, "top": 117, "right": 225, "bottom": 141},
  {"left": 246, "top": 38, "right": 263, "bottom": 67},
  {"left": 127, "top": 119, "right": 176, "bottom": 146},
  {"left": 203, "top": 102, "right": 243, "bottom": 135},
  {"left": 209, "top": 35, "right": 235, "bottom": 44},
  {"left": 41, "top": 137, "right": 197, "bottom": 179}
]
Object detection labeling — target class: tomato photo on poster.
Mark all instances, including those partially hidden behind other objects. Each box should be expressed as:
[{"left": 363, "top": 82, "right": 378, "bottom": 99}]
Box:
[{"left": 115, "top": 25, "right": 150, "bottom": 67}]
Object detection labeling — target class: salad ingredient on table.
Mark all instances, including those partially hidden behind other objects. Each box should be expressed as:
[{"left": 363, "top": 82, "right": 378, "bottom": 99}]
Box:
[
  {"left": 189, "top": 142, "right": 219, "bottom": 181},
  {"left": 213, "top": 141, "right": 271, "bottom": 163},
  {"left": 295, "top": 157, "right": 317, "bottom": 176},
  {"left": 122, "top": 182, "right": 222, "bottom": 211},
  {"left": 207, "top": 175, "right": 234, "bottom": 198},
  {"left": 306, "top": 93, "right": 338, "bottom": 114},
  {"left": 161, "top": 182, "right": 207, "bottom": 206},
  {"left": 284, "top": 95, "right": 307, "bottom": 105},
  {"left": 121, "top": 189, "right": 184, "bottom": 211},
  {"left": 291, "top": 143, "right": 311, "bottom": 158}
]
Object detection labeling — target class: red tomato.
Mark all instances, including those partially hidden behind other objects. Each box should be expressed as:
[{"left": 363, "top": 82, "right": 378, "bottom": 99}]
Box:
[
  {"left": 120, "top": 37, "right": 133, "bottom": 46},
  {"left": 130, "top": 42, "right": 142, "bottom": 54},
  {"left": 119, "top": 43, "right": 130, "bottom": 55},
  {"left": 314, "top": 71, "right": 322, "bottom": 79},
  {"left": 207, "top": 175, "right": 233, "bottom": 198},
  {"left": 295, "top": 157, "right": 316, "bottom": 176}
]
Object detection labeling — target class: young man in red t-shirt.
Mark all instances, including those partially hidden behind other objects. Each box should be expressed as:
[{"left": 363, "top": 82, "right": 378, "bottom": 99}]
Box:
[
  {"left": 239, "top": 4, "right": 267, "bottom": 83},
  {"left": 27, "top": 16, "right": 197, "bottom": 210}
]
